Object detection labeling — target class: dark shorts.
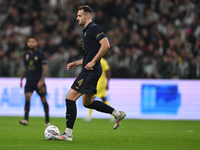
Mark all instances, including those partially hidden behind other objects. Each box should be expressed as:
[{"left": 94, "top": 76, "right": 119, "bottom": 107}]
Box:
[
  {"left": 25, "top": 81, "right": 47, "bottom": 97},
  {"left": 71, "top": 69, "right": 102, "bottom": 95}
]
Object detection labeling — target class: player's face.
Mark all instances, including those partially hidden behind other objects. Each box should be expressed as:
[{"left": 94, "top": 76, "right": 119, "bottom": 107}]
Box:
[
  {"left": 27, "top": 38, "right": 38, "bottom": 50},
  {"left": 76, "top": 9, "right": 87, "bottom": 26}
]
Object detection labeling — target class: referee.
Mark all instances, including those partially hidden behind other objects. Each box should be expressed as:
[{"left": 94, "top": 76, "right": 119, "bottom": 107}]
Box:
[{"left": 52, "top": 5, "right": 126, "bottom": 141}]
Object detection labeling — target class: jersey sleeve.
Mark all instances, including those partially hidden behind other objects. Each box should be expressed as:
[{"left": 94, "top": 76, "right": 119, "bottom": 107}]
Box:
[{"left": 90, "top": 26, "right": 106, "bottom": 42}]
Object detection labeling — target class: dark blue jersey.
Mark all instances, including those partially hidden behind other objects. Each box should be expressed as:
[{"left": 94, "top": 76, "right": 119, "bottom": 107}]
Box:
[
  {"left": 81, "top": 22, "right": 106, "bottom": 71},
  {"left": 23, "top": 48, "right": 47, "bottom": 82}
]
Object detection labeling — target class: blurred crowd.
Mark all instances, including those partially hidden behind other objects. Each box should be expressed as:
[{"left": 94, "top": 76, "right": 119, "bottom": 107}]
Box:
[{"left": 1, "top": 0, "right": 200, "bottom": 79}]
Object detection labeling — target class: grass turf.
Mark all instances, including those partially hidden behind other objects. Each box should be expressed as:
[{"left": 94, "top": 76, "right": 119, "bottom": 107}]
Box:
[{"left": 0, "top": 117, "right": 200, "bottom": 150}]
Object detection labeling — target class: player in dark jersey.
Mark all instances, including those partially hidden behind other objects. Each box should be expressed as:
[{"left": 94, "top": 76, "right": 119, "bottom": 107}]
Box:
[
  {"left": 19, "top": 36, "right": 50, "bottom": 126},
  {"left": 52, "top": 5, "right": 126, "bottom": 141}
]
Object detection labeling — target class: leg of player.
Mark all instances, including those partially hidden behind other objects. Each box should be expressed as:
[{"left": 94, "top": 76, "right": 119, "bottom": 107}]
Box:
[
  {"left": 83, "top": 96, "right": 111, "bottom": 122},
  {"left": 83, "top": 94, "right": 126, "bottom": 129},
  {"left": 83, "top": 97, "right": 114, "bottom": 123},
  {"left": 19, "top": 93, "right": 32, "bottom": 126},
  {"left": 36, "top": 83, "right": 50, "bottom": 126},
  {"left": 51, "top": 89, "right": 82, "bottom": 141},
  {"left": 101, "top": 97, "right": 115, "bottom": 122},
  {"left": 40, "top": 96, "right": 50, "bottom": 126},
  {"left": 82, "top": 97, "right": 96, "bottom": 122},
  {"left": 52, "top": 90, "right": 126, "bottom": 141},
  {"left": 102, "top": 97, "right": 109, "bottom": 104}
]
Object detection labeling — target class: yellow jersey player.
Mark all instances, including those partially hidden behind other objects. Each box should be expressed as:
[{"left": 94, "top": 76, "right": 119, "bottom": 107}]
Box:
[{"left": 83, "top": 57, "right": 114, "bottom": 122}]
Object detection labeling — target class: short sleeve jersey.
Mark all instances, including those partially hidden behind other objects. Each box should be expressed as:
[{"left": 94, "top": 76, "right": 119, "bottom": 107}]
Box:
[
  {"left": 23, "top": 48, "right": 47, "bottom": 83},
  {"left": 81, "top": 22, "right": 106, "bottom": 71}
]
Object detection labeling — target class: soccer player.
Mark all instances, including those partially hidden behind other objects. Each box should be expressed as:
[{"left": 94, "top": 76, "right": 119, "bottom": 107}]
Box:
[
  {"left": 19, "top": 36, "right": 50, "bottom": 126},
  {"left": 83, "top": 57, "right": 114, "bottom": 122},
  {"left": 52, "top": 5, "right": 126, "bottom": 141}
]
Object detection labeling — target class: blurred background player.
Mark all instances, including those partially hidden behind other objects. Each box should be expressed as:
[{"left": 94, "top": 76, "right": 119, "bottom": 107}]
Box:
[
  {"left": 19, "top": 36, "right": 50, "bottom": 126},
  {"left": 83, "top": 57, "right": 114, "bottom": 122}
]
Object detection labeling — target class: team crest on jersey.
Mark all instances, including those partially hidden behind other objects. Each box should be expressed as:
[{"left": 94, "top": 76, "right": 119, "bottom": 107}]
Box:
[
  {"left": 26, "top": 54, "right": 29, "bottom": 60},
  {"left": 35, "top": 56, "right": 38, "bottom": 61},
  {"left": 84, "top": 32, "right": 86, "bottom": 37}
]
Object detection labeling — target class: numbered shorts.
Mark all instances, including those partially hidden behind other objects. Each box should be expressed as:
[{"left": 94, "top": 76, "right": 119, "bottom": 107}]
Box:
[
  {"left": 25, "top": 82, "right": 47, "bottom": 97},
  {"left": 71, "top": 69, "right": 102, "bottom": 95}
]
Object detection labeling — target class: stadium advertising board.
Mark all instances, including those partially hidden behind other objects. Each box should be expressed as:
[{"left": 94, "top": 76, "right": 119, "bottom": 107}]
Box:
[{"left": 0, "top": 78, "right": 200, "bottom": 120}]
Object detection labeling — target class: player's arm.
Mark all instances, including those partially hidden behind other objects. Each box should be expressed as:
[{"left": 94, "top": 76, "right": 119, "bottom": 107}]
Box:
[
  {"left": 20, "top": 66, "right": 27, "bottom": 88},
  {"left": 40, "top": 64, "right": 47, "bottom": 82},
  {"left": 38, "top": 64, "right": 47, "bottom": 88},
  {"left": 67, "top": 59, "right": 83, "bottom": 70},
  {"left": 85, "top": 38, "right": 110, "bottom": 70}
]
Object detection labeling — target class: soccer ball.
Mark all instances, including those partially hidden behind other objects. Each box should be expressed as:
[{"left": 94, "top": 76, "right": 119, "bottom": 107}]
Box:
[{"left": 44, "top": 125, "right": 60, "bottom": 140}]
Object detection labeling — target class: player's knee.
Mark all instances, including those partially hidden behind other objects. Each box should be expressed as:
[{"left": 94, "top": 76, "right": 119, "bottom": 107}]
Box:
[
  {"left": 40, "top": 96, "right": 47, "bottom": 103},
  {"left": 83, "top": 102, "right": 88, "bottom": 108},
  {"left": 25, "top": 96, "right": 31, "bottom": 101},
  {"left": 102, "top": 97, "right": 106, "bottom": 102},
  {"left": 82, "top": 101, "right": 91, "bottom": 108}
]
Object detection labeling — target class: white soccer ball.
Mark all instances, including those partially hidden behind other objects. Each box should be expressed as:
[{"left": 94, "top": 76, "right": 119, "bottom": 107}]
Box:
[{"left": 44, "top": 125, "right": 60, "bottom": 140}]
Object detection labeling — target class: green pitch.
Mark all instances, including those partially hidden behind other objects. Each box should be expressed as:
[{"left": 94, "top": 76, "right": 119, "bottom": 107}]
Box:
[{"left": 0, "top": 117, "right": 200, "bottom": 150}]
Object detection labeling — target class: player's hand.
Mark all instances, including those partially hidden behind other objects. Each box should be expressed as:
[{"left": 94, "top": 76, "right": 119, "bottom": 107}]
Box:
[
  {"left": 85, "top": 61, "right": 95, "bottom": 70},
  {"left": 37, "top": 80, "right": 44, "bottom": 88},
  {"left": 20, "top": 81, "right": 23, "bottom": 88},
  {"left": 67, "top": 62, "right": 76, "bottom": 70}
]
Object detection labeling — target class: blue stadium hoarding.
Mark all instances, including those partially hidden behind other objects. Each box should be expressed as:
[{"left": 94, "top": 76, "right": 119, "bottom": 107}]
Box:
[
  {"left": 141, "top": 84, "right": 181, "bottom": 114},
  {"left": 0, "top": 78, "right": 200, "bottom": 120}
]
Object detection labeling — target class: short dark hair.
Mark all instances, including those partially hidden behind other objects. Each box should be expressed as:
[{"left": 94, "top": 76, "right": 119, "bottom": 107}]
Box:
[
  {"left": 28, "top": 36, "right": 38, "bottom": 41},
  {"left": 79, "top": 5, "right": 93, "bottom": 13}
]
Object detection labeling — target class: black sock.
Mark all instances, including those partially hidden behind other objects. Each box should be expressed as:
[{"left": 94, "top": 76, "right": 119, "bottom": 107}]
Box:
[
  {"left": 66, "top": 99, "right": 77, "bottom": 129},
  {"left": 24, "top": 100, "right": 30, "bottom": 121},
  {"left": 85, "top": 100, "right": 114, "bottom": 114},
  {"left": 42, "top": 101, "right": 49, "bottom": 123}
]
